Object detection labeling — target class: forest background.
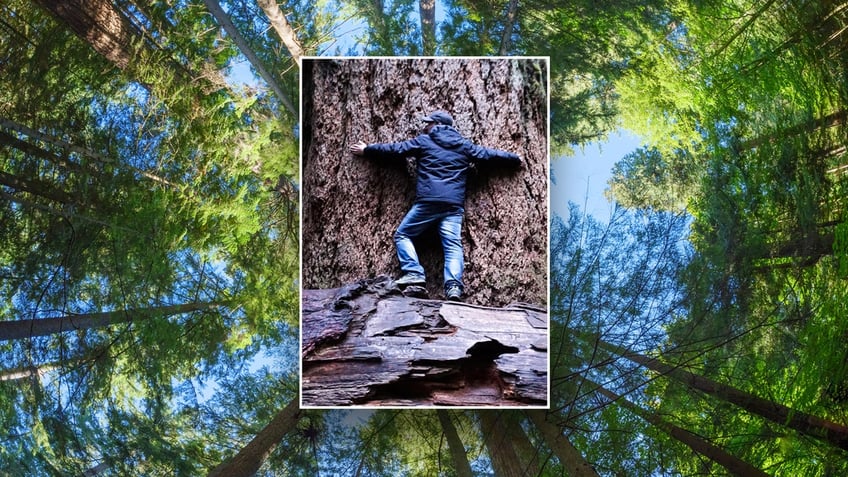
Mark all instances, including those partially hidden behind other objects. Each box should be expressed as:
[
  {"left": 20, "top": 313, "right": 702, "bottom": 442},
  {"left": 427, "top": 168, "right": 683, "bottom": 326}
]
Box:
[{"left": 1, "top": 0, "right": 847, "bottom": 476}]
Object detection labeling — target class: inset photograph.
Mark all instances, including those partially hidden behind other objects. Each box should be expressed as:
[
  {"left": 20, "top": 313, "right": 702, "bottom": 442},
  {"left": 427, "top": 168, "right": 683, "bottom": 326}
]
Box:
[{"left": 300, "top": 57, "right": 549, "bottom": 407}]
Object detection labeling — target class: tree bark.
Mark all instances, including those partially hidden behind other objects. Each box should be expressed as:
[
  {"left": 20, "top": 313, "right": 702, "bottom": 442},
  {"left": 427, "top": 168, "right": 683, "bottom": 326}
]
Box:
[
  {"left": 597, "top": 339, "right": 848, "bottom": 451},
  {"left": 302, "top": 58, "right": 548, "bottom": 306},
  {"left": 437, "top": 410, "right": 474, "bottom": 477},
  {"left": 33, "top": 0, "right": 135, "bottom": 69},
  {"left": 256, "top": 0, "right": 305, "bottom": 67},
  {"left": 0, "top": 364, "right": 55, "bottom": 382},
  {"left": 526, "top": 410, "right": 600, "bottom": 477},
  {"left": 301, "top": 276, "right": 547, "bottom": 406},
  {"left": 0, "top": 302, "right": 220, "bottom": 341},
  {"left": 207, "top": 396, "right": 301, "bottom": 477},
  {"left": 591, "top": 382, "right": 770, "bottom": 477},
  {"left": 203, "top": 0, "right": 297, "bottom": 116}
]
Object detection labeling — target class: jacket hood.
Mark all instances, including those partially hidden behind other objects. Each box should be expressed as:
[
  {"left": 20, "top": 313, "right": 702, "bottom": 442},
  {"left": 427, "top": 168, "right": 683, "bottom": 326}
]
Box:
[{"left": 429, "top": 125, "right": 465, "bottom": 149}]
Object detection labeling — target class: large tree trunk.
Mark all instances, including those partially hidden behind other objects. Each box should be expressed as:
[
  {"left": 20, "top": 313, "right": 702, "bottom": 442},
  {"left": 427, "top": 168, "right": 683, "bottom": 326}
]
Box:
[
  {"left": 479, "top": 411, "right": 528, "bottom": 477},
  {"left": 302, "top": 58, "right": 548, "bottom": 307},
  {"left": 597, "top": 339, "right": 848, "bottom": 451},
  {"left": 0, "top": 302, "right": 220, "bottom": 341},
  {"left": 526, "top": 410, "right": 600, "bottom": 477},
  {"left": 591, "top": 382, "right": 770, "bottom": 477},
  {"left": 437, "top": 410, "right": 474, "bottom": 477},
  {"left": 33, "top": 0, "right": 134, "bottom": 70},
  {"left": 207, "top": 396, "right": 301, "bottom": 477},
  {"left": 504, "top": 412, "right": 541, "bottom": 476}
]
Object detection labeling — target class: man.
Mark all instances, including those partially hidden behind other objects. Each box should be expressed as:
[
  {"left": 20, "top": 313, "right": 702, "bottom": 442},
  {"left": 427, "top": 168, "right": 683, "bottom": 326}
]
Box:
[{"left": 350, "top": 110, "right": 521, "bottom": 301}]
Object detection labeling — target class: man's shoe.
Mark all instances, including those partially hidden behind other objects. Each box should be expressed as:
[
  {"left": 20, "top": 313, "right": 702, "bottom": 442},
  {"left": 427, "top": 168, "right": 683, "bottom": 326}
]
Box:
[
  {"left": 445, "top": 284, "right": 462, "bottom": 301},
  {"left": 395, "top": 273, "right": 426, "bottom": 287}
]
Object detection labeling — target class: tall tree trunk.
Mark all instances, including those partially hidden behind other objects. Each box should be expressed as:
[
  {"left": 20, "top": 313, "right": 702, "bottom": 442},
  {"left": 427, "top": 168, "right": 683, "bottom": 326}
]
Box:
[
  {"left": 591, "top": 382, "right": 770, "bottom": 477},
  {"left": 419, "top": 0, "right": 436, "bottom": 55},
  {"left": 526, "top": 410, "right": 600, "bottom": 477},
  {"left": 0, "top": 302, "right": 220, "bottom": 341},
  {"left": 709, "top": 0, "right": 780, "bottom": 58},
  {"left": 0, "top": 169, "right": 75, "bottom": 204},
  {"left": 302, "top": 58, "right": 548, "bottom": 306},
  {"left": 256, "top": 0, "right": 305, "bottom": 67},
  {"left": 0, "top": 117, "right": 176, "bottom": 187},
  {"left": 0, "top": 365, "right": 47, "bottom": 382},
  {"left": 478, "top": 410, "right": 529, "bottom": 477},
  {"left": 738, "top": 109, "right": 848, "bottom": 151},
  {"left": 504, "top": 413, "right": 541, "bottom": 476},
  {"left": 437, "top": 410, "right": 474, "bottom": 477},
  {"left": 597, "top": 339, "right": 848, "bottom": 451},
  {"left": 207, "top": 396, "right": 301, "bottom": 477},
  {"left": 203, "top": 0, "right": 296, "bottom": 116},
  {"left": 33, "top": 0, "right": 134, "bottom": 69},
  {"left": 498, "top": 0, "right": 519, "bottom": 55}
]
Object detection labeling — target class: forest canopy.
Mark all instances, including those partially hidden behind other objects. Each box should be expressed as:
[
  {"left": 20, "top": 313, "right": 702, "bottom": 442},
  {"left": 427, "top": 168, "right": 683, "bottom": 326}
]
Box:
[{"left": 0, "top": 0, "right": 846, "bottom": 475}]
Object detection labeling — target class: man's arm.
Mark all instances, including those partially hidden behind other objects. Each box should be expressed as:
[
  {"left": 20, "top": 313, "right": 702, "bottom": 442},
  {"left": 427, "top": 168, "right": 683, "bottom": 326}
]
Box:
[
  {"left": 350, "top": 138, "right": 422, "bottom": 160},
  {"left": 465, "top": 142, "right": 521, "bottom": 166},
  {"left": 349, "top": 141, "right": 367, "bottom": 156}
]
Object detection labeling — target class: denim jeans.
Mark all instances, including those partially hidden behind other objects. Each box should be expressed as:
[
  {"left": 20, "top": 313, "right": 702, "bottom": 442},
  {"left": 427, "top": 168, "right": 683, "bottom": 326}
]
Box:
[{"left": 394, "top": 202, "right": 464, "bottom": 289}]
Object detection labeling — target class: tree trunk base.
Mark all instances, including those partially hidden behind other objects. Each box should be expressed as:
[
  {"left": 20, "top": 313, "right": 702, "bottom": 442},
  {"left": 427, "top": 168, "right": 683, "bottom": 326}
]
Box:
[{"left": 302, "top": 275, "right": 547, "bottom": 407}]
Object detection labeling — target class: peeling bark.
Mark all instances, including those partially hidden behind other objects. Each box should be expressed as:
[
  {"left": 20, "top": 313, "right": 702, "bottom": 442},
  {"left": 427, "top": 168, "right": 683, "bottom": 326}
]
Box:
[{"left": 301, "top": 275, "right": 547, "bottom": 407}]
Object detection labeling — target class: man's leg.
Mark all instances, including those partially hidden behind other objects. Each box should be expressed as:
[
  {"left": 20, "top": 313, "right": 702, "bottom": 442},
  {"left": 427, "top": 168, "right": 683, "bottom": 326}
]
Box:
[
  {"left": 394, "top": 203, "right": 437, "bottom": 283},
  {"left": 439, "top": 206, "right": 464, "bottom": 299}
]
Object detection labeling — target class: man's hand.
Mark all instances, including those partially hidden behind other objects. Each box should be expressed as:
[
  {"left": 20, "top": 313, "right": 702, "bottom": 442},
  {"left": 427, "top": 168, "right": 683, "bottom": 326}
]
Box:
[{"left": 350, "top": 141, "right": 367, "bottom": 156}]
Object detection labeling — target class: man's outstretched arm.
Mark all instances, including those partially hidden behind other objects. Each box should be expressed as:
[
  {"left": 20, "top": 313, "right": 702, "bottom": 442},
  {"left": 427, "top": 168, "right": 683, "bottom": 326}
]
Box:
[
  {"left": 466, "top": 142, "right": 522, "bottom": 166},
  {"left": 350, "top": 138, "right": 422, "bottom": 160}
]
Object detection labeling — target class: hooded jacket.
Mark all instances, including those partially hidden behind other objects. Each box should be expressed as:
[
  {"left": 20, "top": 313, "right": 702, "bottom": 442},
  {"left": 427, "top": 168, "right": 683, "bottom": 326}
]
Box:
[{"left": 364, "top": 125, "right": 521, "bottom": 206}]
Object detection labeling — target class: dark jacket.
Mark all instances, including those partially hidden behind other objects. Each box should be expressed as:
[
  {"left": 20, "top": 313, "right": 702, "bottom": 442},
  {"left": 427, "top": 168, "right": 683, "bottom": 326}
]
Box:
[{"left": 365, "top": 125, "right": 520, "bottom": 206}]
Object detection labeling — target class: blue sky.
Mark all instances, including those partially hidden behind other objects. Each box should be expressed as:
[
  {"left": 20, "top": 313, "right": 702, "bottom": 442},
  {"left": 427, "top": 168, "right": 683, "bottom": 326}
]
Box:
[{"left": 551, "top": 129, "right": 641, "bottom": 223}]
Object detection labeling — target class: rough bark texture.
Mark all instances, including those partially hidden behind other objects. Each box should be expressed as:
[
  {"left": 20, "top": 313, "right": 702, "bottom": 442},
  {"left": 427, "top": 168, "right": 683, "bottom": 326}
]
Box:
[
  {"left": 301, "top": 275, "right": 547, "bottom": 407},
  {"left": 302, "top": 58, "right": 548, "bottom": 307}
]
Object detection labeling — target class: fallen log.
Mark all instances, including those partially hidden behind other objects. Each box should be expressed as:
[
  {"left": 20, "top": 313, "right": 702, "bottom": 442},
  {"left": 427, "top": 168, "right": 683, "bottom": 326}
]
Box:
[{"left": 301, "top": 275, "right": 548, "bottom": 407}]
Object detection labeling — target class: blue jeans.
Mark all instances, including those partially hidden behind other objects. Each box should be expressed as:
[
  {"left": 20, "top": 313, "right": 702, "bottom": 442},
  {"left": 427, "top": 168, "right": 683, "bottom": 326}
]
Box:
[{"left": 394, "top": 202, "right": 464, "bottom": 289}]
